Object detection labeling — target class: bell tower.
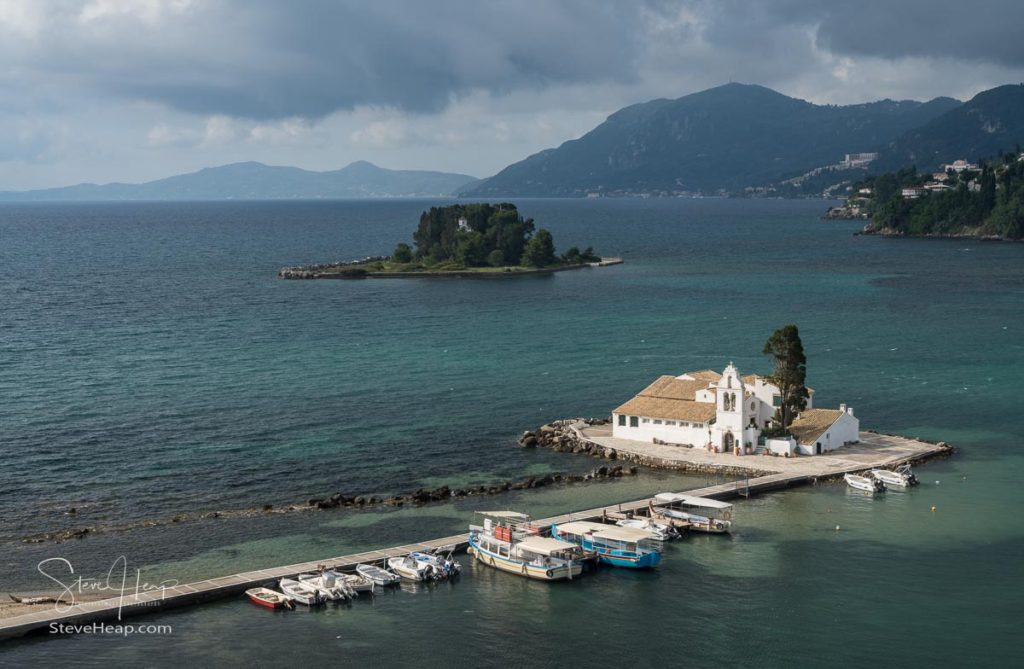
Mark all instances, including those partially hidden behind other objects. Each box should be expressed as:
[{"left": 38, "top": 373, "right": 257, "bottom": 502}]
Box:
[{"left": 714, "top": 362, "right": 746, "bottom": 450}]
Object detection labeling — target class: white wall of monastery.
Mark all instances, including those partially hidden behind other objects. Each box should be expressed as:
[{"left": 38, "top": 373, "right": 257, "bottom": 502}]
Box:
[{"left": 796, "top": 407, "right": 860, "bottom": 455}]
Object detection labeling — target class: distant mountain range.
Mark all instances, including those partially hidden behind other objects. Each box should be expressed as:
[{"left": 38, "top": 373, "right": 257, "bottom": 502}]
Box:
[
  {"left": 0, "top": 161, "right": 477, "bottom": 201},
  {"left": 461, "top": 83, "right": 1024, "bottom": 197}
]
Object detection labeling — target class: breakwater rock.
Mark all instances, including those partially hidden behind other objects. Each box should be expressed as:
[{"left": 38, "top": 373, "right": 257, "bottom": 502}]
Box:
[
  {"left": 278, "top": 256, "right": 387, "bottom": 279},
  {"left": 22, "top": 463, "right": 637, "bottom": 545}
]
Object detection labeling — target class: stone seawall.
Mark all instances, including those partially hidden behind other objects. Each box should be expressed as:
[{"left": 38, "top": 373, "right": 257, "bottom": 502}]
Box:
[{"left": 520, "top": 418, "right": 774, "bottom": 478}]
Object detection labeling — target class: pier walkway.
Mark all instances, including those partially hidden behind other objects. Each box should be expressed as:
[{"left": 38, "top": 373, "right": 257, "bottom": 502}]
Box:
[{"left": 0, "top": 433, "right": 948, "bottom": 640}]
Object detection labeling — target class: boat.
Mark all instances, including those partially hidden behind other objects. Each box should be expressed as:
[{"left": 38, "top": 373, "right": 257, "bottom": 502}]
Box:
[
  {"left": 615, "top": 517, "right": 679, "bottom": 542},
  {"left": 468, "top": 511, "right": 585, "bottom": 581},
  {"left": 870, "top": 464, "right": 919, "bottom": 487},
  {"left": 387, "top": 555, "right": 434, "bottom": 581},
  {"left": 651, "top": 493, "right": 733, "bottom": 534},
  {"left": 329, "top": 571, "right": 376, "bottom": 594},
  {"left": 245, "top": 587, "right": 294, "bottom": 610},
  {"left": 278, "top": 578, "right": 325, "bottom": 606},
  {"left": 845, "top": 472, "right": 886, "bottom": 493},
  {"left": 551, "top": 520, "right": 661, "bottom": 569},
  {"left": 410, "top": 549, "right": 461, "bottom": 580},
  {"left": 356, "top": 563, "right": 401, "bottom": 586},
  {"left": 297, "top": 571, "right": 351, "bottom": 601}
]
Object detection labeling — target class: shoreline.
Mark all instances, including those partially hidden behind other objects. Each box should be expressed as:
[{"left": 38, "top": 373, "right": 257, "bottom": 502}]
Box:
[
  {"left": 277, "top": 256, "right": 623, "bottom": 279},
  {"left": 855, "top": 228, "right": 1023, "bottom": 242}
]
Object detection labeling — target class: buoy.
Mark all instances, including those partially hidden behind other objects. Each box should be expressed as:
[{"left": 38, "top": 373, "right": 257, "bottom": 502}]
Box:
[
  {"left": 931, "top": 506, "right": 937, "bottom": 512},
  {"left": 835, "top": 525, "right": 841, "bottom": 531}
]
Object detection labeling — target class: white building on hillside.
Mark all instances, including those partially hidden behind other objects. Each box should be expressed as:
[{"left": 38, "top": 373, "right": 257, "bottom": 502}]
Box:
[{"left": 612, "top": 363, "right": 859, "bottom": 455}]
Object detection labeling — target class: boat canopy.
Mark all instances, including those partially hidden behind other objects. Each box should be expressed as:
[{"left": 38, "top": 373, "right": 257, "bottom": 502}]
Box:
[
  {"left": 556, "top": 521, "right": 653, "bottom": 543},
  {"left": 476, "top": 510, "right": 531, "bottom": 519},
  {"left": 653, "top": 493, "right": 732, "bottom": 510},
  {"left": 517, "top": 536, "right": 578, "bottom": 556}
]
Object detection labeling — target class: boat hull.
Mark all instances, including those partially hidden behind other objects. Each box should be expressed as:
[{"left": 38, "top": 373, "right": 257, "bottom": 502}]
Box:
[{"left": 468, "top": 540, "right": 582, "bottom": 581}]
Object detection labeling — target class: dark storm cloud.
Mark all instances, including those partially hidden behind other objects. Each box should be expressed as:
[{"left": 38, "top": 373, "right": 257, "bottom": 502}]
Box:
[
  {"left": 88, "top": 0, "right": 647, "bottom": 119},
  {"left": 737, "top": 1, "right": 1024, "bottom": 67}
]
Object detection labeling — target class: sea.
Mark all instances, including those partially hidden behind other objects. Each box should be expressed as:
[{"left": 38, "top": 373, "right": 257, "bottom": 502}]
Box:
[{"left": 1, "top": 198, "right": 1022, "bottom": 667}]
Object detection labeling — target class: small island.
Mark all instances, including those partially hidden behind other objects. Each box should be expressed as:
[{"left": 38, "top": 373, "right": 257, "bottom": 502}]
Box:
[
  {"left": 278, "top": 203, "right": 621, "bottom": 279},
  {"left": 827, "top": 149, "right": 1024, "bottom": 239}
]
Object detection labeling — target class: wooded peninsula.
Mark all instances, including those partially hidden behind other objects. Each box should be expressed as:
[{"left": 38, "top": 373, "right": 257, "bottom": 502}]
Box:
[{"left": 278, "top": 203, "right": 620, "bottom": 279}]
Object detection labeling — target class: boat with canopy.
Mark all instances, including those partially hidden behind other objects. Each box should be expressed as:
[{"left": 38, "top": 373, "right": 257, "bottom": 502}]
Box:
[{"left": 468, "top": 511, "right": 585, "bottom": 581}]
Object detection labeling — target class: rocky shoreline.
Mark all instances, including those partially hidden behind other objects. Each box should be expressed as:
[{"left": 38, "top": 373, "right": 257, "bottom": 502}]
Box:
[
  {"left": 21, "top": 463, "right": 639, "bottom": 545},
  {"left": 520, "top": 418, "right": 774, "bottom": 477}
]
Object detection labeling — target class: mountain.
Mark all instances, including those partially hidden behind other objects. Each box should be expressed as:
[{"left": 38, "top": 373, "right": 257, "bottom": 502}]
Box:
[
  {"left": 0, "top": 161, "right": 477, "bottom": 201},
  {"left": 874, "top": 84, "right": 1024, "bottom": 173},
  {"left": 461, "top": 83, "right": 962, "bottom": 197}
]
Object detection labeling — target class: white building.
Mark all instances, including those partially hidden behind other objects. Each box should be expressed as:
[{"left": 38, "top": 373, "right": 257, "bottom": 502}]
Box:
[{"left": 612, "top": 363, "right": 859, "bottom": 455}]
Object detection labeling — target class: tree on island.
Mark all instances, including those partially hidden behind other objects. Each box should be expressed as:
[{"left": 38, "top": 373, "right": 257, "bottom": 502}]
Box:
[
  {"left": 392, "top": 242, "right": 413, "bottom": 263},
  {"left": 521, "top": 228, "right": 557, "bottom": 267},
  {"left": 763, "top": 324, "right": 809, "bottom": 429}
]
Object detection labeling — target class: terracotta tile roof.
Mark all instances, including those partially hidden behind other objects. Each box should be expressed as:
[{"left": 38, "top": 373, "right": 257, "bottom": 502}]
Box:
[
  {"left": 612, "top": 395, "right": 717, "bottom": 423},
  {"left": 685, "top": 369, "right": 722, "bottom": 382},
  {"left": 788, "top": 409, "right": 843, "bottom": 445},
  {"left": 637, "top": 375, "right": 709, "bottom": 401}
]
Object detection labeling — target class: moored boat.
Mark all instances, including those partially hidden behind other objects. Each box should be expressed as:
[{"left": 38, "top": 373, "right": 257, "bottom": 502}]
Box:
[
  {"left": 329, "top": 571, "right": 376, "bottom": 594},
  {"left": 870, "top": 464, "right": 919, "bottom": 487},
  {"left": 387, "top": 555, "right": 434, "bottom": 581},
  {"left": 410, "top": 550, "right": 461, "bottom": 580},
  {"left": 551, "top": 521, "right": 661, "bottom": 569},
  {"left": 356, "top": 563, "right": 402, "bottom": 586},
  {"left": 278, "top": 578, "right": 325, "bottom": 606},
  {"left": 845, "top": 472, "right": 886, "bottom": 493},
  {"left": 297, "top": 571, "right": 351, "bottom": 601},
  {"left": 245, "top": 587, "right": 294, "bottom": 610},
  {"left": 651, "top": 493, "right": 733, "bottom": 534},
  {"left": 468, "top": 511, "right": 585, "bottom": 581},
  {"left": 615, "top": 517, "right": 679, "bottom": 542}
]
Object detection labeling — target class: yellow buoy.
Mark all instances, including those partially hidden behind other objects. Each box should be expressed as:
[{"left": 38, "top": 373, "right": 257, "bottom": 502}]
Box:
[{"left": 931, "top": 506, "right": 937, "bottom": 512}]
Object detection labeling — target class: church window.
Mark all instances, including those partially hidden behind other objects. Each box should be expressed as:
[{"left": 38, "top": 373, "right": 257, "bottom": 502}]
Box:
[
  {"left": 618, "top": 415, "right": 625, "bottom": 426},
  {"left": 629, "top": 416, "right": 638, "bottom": 427}
]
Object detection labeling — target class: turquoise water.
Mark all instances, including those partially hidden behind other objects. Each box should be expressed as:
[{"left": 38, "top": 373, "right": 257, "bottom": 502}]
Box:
[{"left": 1, "top": 198, "right": 1022, "bottom": 666}]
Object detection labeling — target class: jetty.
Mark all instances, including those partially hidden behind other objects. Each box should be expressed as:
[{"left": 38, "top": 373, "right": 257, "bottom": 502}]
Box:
[
  {"left": 0, "top": 431, "right": 949, "bottom": 641},
  {"left": 277, "top": 256, "right": 623, "bottom": 280}
]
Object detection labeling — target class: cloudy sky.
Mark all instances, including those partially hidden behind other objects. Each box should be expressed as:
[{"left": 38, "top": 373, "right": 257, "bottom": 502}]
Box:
[{"left": 2, "top": 0, "right": 1023, "bottom": 190}]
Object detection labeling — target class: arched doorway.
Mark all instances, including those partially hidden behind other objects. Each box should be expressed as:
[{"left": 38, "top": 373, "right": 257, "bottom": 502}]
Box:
[{"left": 724, "top": 432, "right": 735, "bottom": 450}]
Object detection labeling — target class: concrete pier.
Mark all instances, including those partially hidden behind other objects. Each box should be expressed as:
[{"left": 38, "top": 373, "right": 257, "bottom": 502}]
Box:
[{"left": 0, "top": 432, "right": 949, "bottom": 641}]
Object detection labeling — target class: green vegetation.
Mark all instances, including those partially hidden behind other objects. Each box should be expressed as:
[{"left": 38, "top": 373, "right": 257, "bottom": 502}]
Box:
[
  {"left": 387, "top": 203, "right": 599, "bottom": 270},
  {"left": 763, "top": 324, "right": 809, "bottom": 430},
  {"left": 859, "top": 150, "right": 1024, "bottom": 238}
]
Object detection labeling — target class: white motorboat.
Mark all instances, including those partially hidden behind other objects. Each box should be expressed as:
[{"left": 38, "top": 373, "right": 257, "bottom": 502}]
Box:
[
  {"left": 845, "top": 472, "right": 886, "bottom": 493},
  {"left": 329, "top": 571, "right": 375, "bottom": 594},
  {"left": 870, "top": 464, "right": 919, "bottom": 487},
  {"left": 468, "top": 511, "right": 585, "bottom": 581},
  {"left": 356, "top": 563, "right": 401, "bottom": 586},
  {"left": 410, "top": 550, "right": 461, "bottom": 580},
  {"left": 297, "top": 572, "right": 350, "bottom": 601},
  {"left": 278, "top": 578, "right": 325, "bottom": 606},
  {"left": 387, "top": 555, "right": 434, "bottom": 581},
  {"left": 615, "top": 518, "right": 679, "bottom": 542}
]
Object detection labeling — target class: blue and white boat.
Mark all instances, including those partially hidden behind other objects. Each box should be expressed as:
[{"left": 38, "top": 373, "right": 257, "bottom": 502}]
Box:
[
  {"left": 551, "top": 521, "right": 661, "bottom": 569},
  {"left": 468, "top": 511, "right": 585, "bottom": 581}
]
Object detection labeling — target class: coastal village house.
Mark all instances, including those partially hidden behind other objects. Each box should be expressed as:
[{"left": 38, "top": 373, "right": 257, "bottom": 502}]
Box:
[{"left": 611, "top": 363, "right": 859, "bottom": 456}]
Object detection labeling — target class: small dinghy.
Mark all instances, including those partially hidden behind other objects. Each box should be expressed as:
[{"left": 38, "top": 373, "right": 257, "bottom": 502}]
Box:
[
  {"left": 356, "top": 563, "right": 401, "bottom": 586},
  {"left": 279, "top": 578, "right": 325, "bottom": 606},
  {"left": 870, "top": 464, "right": 919, "bottom": 488},
  {"left": 615, "top": 518, "right": 679, "bottom": 542},
  {"left": 387, "top": 555, "right": 434, "bottom": 581},
  {"left": 845, "top": 472, "right": 886, "bottom": 493},
  {"left": 297, "top": 572, "right": 350, "bottom": 601},
  {"left": 246, "top": 587, "right": 294, "bottom": 610}
]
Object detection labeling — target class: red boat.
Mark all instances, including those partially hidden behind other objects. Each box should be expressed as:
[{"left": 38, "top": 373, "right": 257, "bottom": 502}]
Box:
[{"left": 245, "top": 587, "right": 294, "bottom": 610}]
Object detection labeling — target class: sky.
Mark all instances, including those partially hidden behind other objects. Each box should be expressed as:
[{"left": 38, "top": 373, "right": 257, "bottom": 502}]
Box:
[{"left": 2, "top": 0, "right": 1024, "bottom": 190}]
